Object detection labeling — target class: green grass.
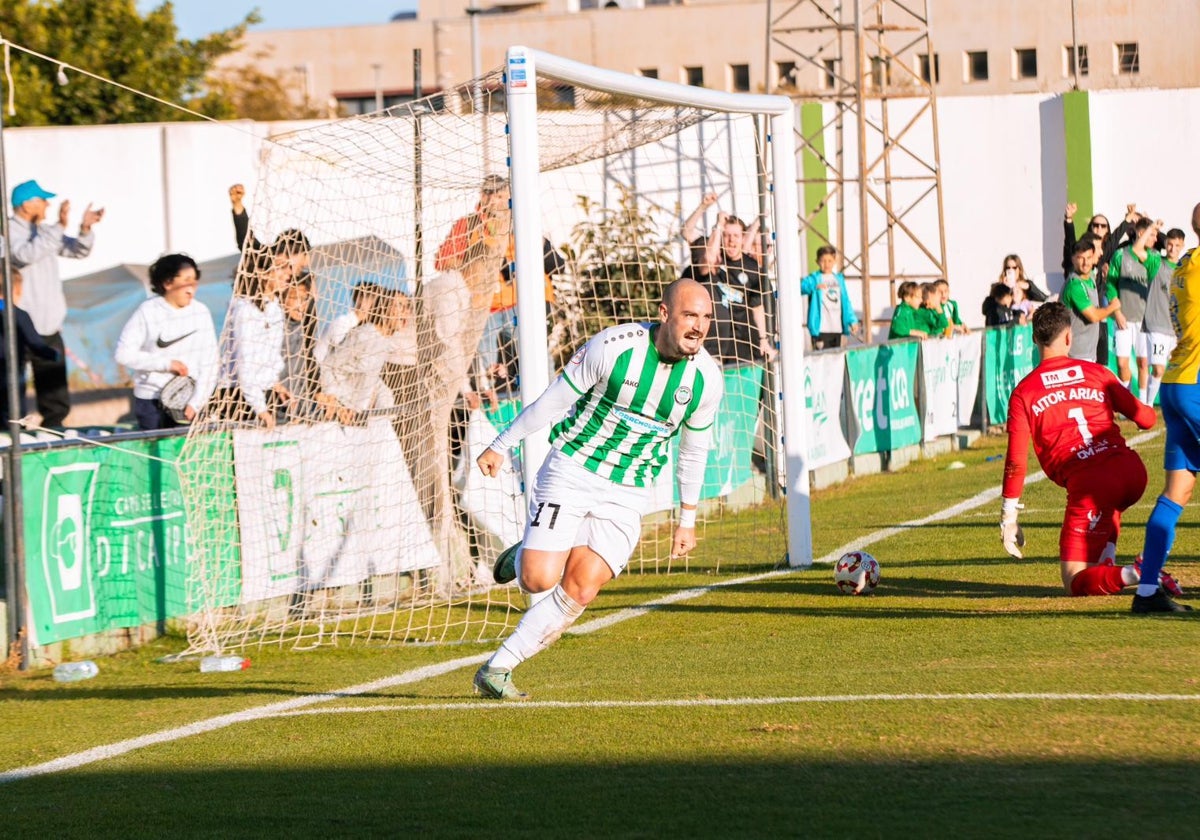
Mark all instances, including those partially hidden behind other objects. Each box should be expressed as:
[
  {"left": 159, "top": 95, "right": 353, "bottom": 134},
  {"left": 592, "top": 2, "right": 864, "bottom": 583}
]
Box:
[{"left": 1, "top": 428, "right": 1198, "bottom": 838}]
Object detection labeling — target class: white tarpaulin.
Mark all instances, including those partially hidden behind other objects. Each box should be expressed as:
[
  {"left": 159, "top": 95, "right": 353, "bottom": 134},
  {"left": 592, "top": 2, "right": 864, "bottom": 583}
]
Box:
[
  {"left": 922, "top": 332, "right": 983, "bottom": 440},
  {"left": 233, "top": 419, "right": 441, "bottom": 604},
  {"left": 805, "top": 352, "right": 851, "bottom": 469},
  {"left": 955, "top": 332, "right": 983, "bottom": 428}
]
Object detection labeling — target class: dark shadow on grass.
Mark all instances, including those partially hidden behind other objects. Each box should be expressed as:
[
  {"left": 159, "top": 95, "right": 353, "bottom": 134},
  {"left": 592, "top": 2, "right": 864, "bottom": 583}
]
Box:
[
  {"left": 2, "top": 759, "right": 1197, "bottom": 837},
  {"left": 0, "top": 683, "right": 317, "bottom": 702}
]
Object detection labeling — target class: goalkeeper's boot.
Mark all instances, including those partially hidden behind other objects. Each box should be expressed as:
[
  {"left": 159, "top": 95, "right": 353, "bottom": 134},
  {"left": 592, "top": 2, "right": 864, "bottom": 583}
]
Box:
[
  {"left": 1133, "top": 555, "right": 1184, "bottom": 598},
  {"left": 473, "top": 665, "right": 528, "bottom": 700},
  {"left": 492, "top": 542, "right": 522, "bottom": 585},
  {"left": 1131, "top": 589, "right": 1193, "bottom": 614}
]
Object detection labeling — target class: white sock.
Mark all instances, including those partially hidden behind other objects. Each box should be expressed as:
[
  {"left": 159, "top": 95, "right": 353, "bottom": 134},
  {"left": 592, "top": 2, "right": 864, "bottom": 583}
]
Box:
[
  {"left": 1139, "top": 386, "right": 1149, "bottom": 404},
  {"left": 1121, "top": 377, "right": 1133, "bottom": 391},
  {"left": 488, "top": 584, "right": 584, "bottom": 671},
  {"left": 1147, "top": 376, "right": 1162, "bottom": 406},
  {"left": 1122, "top": 565, "right": 1138, "bottom": 586},
  {"left": 1098, "top": 542, "right": 1117, "bottom": 564},
  {"left": 1137, "top": 583, "right": 1158, "bottom": 597}
]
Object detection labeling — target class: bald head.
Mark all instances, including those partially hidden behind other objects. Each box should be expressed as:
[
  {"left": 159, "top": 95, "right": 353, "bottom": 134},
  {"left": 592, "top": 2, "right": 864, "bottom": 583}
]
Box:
[
  {"left": 1192, "top": 202, "right": 1200, "bottom": 237},
  {"left": 662, "top": 277, "right": 707, "bottom": 311}
]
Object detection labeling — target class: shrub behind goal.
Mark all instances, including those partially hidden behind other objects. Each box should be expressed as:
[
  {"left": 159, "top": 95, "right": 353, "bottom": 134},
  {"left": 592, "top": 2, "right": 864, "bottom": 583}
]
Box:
[{"left": 179, "top": 47, "right": 810, "bottom": 655}]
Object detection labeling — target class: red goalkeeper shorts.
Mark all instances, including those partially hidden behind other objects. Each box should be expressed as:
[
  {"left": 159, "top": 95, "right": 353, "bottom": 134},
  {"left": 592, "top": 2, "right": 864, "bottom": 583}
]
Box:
[{"left": 1059, "top": 447, "right": 1147, "bottom": 565}]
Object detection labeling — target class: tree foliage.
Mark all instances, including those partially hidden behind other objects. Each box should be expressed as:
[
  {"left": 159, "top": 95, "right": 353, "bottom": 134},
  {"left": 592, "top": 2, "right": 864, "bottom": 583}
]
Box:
[
  {"left": 0, "top": 0, "right": 260, "bottom": 126},
  {"left": 558, "top": 186, "right": 680, "bottom": 358}
]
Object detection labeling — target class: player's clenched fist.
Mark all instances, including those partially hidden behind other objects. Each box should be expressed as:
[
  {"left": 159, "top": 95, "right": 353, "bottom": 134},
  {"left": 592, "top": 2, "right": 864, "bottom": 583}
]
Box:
[
  {"left": 477, "top": 448, "right": 504, "bottom": 478},
  {"left": 671, "top": 526, "right": 697, "bottom": 559}
]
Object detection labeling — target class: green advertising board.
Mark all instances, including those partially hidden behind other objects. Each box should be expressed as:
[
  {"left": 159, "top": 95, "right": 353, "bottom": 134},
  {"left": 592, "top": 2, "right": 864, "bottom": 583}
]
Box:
[
  {"left": 983, "top": 324, "right": 1035, "bottom": 424},
  {"left": 21, "top": 432, "right": 239, "bottom": 646},
  {"left": 845, "top": 341, "right": 922, "bottom": 455}
]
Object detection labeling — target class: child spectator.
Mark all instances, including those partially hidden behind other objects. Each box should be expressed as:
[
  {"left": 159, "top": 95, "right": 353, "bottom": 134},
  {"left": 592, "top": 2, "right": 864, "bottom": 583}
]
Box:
[
  {"left": 889, "top": 281, "right": 928, "bottom": 340},
  {"left": 114, "top": 254, "right": 218, "bottom": 431},
  {"left": 799, "top": 245, "right": 860, "bottom": 350},
  {"left": 320, "top": 289, "right": 407, "bottom": 424},
  {"left": 918, "top": 282, "right": 952, "bottom": 337},
  {"left": 217, "top": 250, "right": 290, "bottom": 427},
  {"left": 315, "top": 280, "right": 380, "bottom": 363},
  {"left": 277, "top": 274, "right": 323, "bottom": 423},
  {"left": 0, "top": 269, "right": 60, "bottom": 424},
  {"left": 1061, "top": 238, "right": 1120, "bottom": 361},
  {"left": 934, "top": 279, "right": 969, "bottom": 335},
  {"left": 983, "top": 282, "right": 1023, "bottom": 327}
]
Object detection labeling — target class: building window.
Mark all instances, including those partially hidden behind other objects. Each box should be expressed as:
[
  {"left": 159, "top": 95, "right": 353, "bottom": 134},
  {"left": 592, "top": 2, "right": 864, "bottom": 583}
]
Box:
[
  {"left": 1064, "top": 44, "right": 1089, "bottom": 77},
  {"left": 821, "top": 58, "right": 838, "bottom": 90},
  {"left": 776, "top": 60, "right": 797, "bottom": 88},
  {"left": 1115, "top": 42, "right": 1139, "bottom": 74},
  {"left": 684, "top": 66, "right": 704, "bottom": 87},
  {"left": 1014, "top": 48, "right": 1037, "bottom": 79},
  {"left": 965, "top": 50, "right": 989, "bottom": 82},
  {"left": 639, "top": 68, "right": 659, "bottom": 79},
  {"left": 870, "top": 56, "right": 891, "bottom": 88},
  {"left": 729, "top": 63, "right": 751, "bottom": 92},
  {"left": 918, "top": 53, "right": 939, "bottom": 83}
]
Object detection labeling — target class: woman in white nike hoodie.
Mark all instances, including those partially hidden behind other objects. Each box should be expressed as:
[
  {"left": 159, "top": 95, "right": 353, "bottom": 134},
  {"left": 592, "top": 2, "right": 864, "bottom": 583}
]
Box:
[{"left": 115, "top": 253, "right": 219, "bottom": 430}]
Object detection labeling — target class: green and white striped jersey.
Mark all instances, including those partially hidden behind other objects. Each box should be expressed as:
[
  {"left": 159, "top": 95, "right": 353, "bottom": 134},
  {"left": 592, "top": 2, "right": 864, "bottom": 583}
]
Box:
[{"left": 551, "top": 323, "right": 724, "bottom": 486}]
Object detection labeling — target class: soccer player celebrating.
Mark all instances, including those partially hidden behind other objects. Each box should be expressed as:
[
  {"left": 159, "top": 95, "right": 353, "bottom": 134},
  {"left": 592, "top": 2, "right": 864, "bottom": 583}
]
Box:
[
  {"left": 999, "top": 301, "right": 1179, "bottom": 599},
  {"left": 1133, "top": 204, "right": 1200, "bottom": 614},
  {"left": 473, "top": 278, "right": 723, "bottom": 699}
]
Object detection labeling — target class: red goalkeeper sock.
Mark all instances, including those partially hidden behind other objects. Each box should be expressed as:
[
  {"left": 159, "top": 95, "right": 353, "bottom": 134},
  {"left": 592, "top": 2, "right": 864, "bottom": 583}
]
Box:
[{"left": 1069, "top": 563, "right": 1127, "bottom": 596}]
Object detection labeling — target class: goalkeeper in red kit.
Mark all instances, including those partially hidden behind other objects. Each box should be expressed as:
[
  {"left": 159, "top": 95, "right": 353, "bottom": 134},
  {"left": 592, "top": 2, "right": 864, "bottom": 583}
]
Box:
[{"left": 1000, "top": 301, "right": 1182, "bottom": 596}]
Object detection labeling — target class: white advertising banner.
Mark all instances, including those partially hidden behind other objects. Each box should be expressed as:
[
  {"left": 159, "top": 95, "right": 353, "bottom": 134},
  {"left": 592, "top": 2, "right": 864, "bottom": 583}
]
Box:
[
  {"left": 233, "top": 419, "right": 442, "bottom": 604},
  {"left": 805, "top": 352, "right": 851, "bottom": 469},
  {"left": 955, "top": 332, "right": 983, "bottom": 429},
  {"left": 921, "top": 337, "right": 960, "bottom": 441},
  {"left": 457, "top": 410, "right": 527, "bottom": 547}
]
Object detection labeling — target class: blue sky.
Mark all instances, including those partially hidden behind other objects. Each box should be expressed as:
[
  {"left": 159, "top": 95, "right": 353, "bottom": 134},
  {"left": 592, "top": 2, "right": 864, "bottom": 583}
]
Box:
[{"left": 141, "top": 1, "right": 417, "bottom": 40}]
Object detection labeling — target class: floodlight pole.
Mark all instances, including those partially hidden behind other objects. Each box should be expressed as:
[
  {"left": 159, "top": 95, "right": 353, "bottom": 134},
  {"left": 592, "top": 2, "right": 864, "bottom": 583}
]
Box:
[{"left": 0, "top": 106, "right": 28, "bottom": 668}]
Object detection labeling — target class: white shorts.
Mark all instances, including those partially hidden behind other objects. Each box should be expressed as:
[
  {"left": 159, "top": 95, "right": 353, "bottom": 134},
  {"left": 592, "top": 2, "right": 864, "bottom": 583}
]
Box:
[
  {"left": 1114, "top": 321, "right": 1143, "bottom": 358},
  {"left": 523, "top": 447, "right": 648, "bottom": 577},
  {"left": 1146, "top": 331, "right": 1177, "bottom": 367}
]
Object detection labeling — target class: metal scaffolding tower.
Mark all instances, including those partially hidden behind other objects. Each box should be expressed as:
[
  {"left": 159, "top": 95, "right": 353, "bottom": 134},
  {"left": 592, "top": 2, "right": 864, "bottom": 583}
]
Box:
[{"left": 767, "top": 0, "right": 948, "bottom": 337}]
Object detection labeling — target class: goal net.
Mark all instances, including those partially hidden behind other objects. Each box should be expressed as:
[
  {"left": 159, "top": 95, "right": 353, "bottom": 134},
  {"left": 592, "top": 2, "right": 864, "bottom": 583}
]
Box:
[{"left": 179, "top": 47, "right": 808, "bottom": 655}]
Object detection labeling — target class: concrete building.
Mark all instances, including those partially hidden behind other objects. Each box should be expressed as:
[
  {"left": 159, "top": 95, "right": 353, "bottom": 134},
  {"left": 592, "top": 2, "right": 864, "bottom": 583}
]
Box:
[{"left": 225, "top": 0, "right": 1200, "bottom": 115}]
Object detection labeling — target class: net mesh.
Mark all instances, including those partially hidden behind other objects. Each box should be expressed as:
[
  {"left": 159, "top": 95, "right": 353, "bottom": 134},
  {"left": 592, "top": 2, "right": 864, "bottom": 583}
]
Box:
[{"left": 180, "top": 64, "right": 788, "bottom": 655}]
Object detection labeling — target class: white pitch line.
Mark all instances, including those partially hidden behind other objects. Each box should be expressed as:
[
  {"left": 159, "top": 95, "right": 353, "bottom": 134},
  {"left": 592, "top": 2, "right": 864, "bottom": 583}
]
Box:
[
  {"left": 262, "top": 691, "right": 1200, "bottom": 717},
  {"left": 3, "top": 430, "right": 1163, "bottom": 784}
]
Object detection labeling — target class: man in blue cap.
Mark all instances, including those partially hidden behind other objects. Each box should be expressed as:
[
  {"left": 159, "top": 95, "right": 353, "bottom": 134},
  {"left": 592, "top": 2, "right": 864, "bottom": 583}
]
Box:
[{"left": 6, "top": 179, "right": 104, "bottom": 426}]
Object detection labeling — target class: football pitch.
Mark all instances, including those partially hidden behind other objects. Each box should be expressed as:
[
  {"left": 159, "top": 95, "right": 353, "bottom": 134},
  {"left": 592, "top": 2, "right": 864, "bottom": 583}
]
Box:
[{"left": 2, "top": 428, "right": 1198, "bottom": 838}]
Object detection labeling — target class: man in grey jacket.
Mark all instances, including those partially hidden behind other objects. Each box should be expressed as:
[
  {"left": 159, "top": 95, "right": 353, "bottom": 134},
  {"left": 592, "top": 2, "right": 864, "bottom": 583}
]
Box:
[{"left": 7, "top": 179, "right": 103, "bottom": 426}]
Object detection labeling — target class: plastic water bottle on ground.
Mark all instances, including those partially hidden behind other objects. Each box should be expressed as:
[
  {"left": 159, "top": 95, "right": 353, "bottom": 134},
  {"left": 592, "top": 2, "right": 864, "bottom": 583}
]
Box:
[
  {"left": 199, "top": 655, "right": 250, "bottom": 673},
  {"left": 53, "top": 660, "right": 99, "bottom": 682}
]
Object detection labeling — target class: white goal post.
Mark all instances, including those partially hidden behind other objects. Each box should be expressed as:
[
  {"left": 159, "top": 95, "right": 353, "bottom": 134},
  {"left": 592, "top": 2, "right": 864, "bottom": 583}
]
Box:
[{"left": 504, "top": 46, "right": 812, "bottom": 567}]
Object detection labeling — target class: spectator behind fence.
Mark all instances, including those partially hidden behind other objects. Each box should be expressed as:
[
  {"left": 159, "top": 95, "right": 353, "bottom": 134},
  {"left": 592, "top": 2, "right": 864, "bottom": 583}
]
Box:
[
  {"left": 7, "top": 179, "right": 104, "bottom": 427},
  {"left": 919, "top": 282, "right": 952, "bottom": 337},
  {"left": 0, "top": 270, "right": 60, "bottom": 424},
  {"left": 683, "top": 196, "right": 775, "bottom": 365},
  {"left": 1061, "top": 238, "right": 1120, "bottom": 362},
  {"left": 114, "top": 254, "right": 218, "bottom": 431},
  {"left": 982, "top": 282, "right": 1024, "bottom": 328},
  {"left": 278, "top": 273, "right": 325, "bottom": 423},
  {"left": 216, "top": 250, "right": 291, "bottom": 428},
  {"left": 934, "top": 279, "right": 969, "bottom": 335},
  {"left": 315, "top": 281, "right": 380, "bottom": 364},
  {"left": 800, "top": 245, "right": 860, "bottom": 350},
  {"left": 435, "top": 174, "right": 562, "bottom": 390},
  {"left": 230, "top": 183, "right": 313, "bottom": 281},
  {"left": 889, "top": 282, "right": 928, "bottom": 340},
  {"left": 997, "top": 254, "right": 1048, "bottom": 303},
  {"left": 320, "top": 289, "right": 409, "bottom": 424}
]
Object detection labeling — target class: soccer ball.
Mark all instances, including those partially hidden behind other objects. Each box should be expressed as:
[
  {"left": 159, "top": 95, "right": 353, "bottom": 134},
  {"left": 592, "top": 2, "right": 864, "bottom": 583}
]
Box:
[{"left": 834, "top": 551, "right": 881, "bottom": 595}]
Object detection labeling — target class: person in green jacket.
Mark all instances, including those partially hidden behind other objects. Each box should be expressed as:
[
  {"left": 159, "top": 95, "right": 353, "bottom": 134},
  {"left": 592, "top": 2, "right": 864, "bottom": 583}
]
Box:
[
  {"left": 889, "top": 281, "right": 928, "bottom": 340},
  {"left": 918, "top": 282, "right": 952, "bottom": 337}
]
